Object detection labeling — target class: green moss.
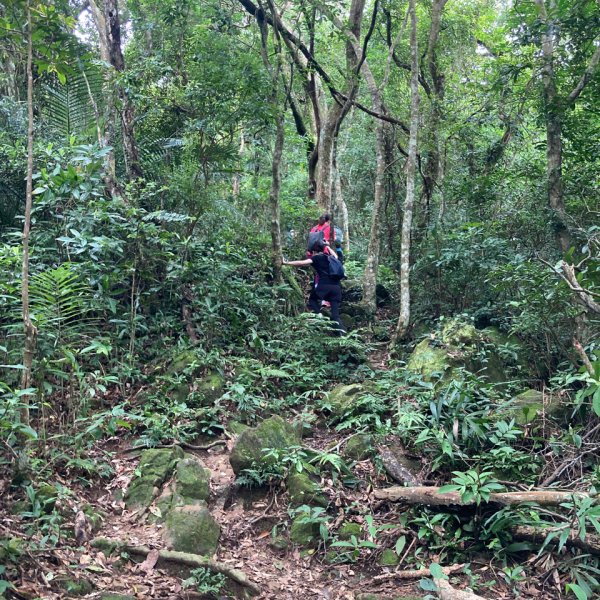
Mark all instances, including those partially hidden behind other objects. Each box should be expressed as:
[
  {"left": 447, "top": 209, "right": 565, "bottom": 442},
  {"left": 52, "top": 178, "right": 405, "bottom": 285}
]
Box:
[
  {"left": 407, "top": 339, "right": 450, "bottom": 380},
  {"left": 441, "top": 319, "right": 478, "bottom": 346},
  {"left": 287, "top": 471, "right": 328, "bottom": 508},
  {"left": 327, "top": 384, "right": 365, "bottom": 417},
  {"left": 59, "top": 577, "right": 94, "bottom": 596},
  {"left": 125, "top": 447, "right": 184, "bottom": 509},
  {"left": 196, "top": 371, "right": 225, "bottom": 404},
  {"left": 163, "top": 505, "right": 220, "bottom": 556},
  {"left": 378, "top": 548, "right": 399, "bottom": 566},
  {"left": 504, "top": 389, "right": 562, "bottom": 424},
  {"left": 176, "top": 456, "right": 211, "bottom": 502},
  {"left": 99, "top": 595, "right": 137, "bottom": 600},
  {"left": 228, "top": 420, "right": 249, "bottom": 435},
  {"left": 289, "top": 516, "right": 320, "bottom": 547},
  {"left": 229, "top": 415, "right": 301, "bottom": 475},
  {"left": 343, "top": 434, "right": 374, "bottom": 461},
  {"left": 337, "top": 522, "right": 362, "bottom": 540}
]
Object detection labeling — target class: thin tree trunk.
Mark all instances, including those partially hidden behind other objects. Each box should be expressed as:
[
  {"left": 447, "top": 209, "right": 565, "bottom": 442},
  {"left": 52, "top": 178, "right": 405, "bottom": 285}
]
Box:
[
  {"left": 392, "top": 0, "right": 419, "bottom": 344},
  {"left": 334, "top": 164, "right": 350, "bottom": 255},
  {"left": 104, "top": 0, "right": 143, "bottom": 181},
  {"left": 89, "top": 0, "right": 118, "bottom": 193},
  {"left": 20, "top": 2, "right": 37, "bottom": 427},
  {"left": 534, "top": 0, "right": 569, "bottom": 253},
  {"left": 232, "top": 130, "right": 244, "bottom": 197}
]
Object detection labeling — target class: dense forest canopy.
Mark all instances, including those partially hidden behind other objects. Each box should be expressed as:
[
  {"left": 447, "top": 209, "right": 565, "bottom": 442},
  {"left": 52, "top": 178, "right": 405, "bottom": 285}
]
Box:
[{"left": 0, "top": 0, "right": 599, "bottom": 598}]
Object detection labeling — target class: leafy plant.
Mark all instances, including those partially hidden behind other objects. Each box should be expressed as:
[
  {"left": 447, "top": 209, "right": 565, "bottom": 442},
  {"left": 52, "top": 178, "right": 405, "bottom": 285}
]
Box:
[
  {"left": 439, "top": 470, "right": 505, "bottom": 506},
  {"left": 182, "top": 567, "right": 226, "bottom": 596}
]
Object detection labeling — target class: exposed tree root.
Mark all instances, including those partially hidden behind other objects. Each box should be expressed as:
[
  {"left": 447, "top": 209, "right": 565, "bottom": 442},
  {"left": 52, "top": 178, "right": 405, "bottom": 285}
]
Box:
[
  {"left": 91, "top": 538, "right": 260, "bottom": 596},
  {"left": 435, "top": 579, "right": 489, "bottom": 599},
  {"left": 374, "top": 486, "right": 590, "bottom": 506},
  {"left": 511, "top": 525, "right": 600, "bottom": 556},
  {"left": 377, "top": 445, "right": 419, "bottom": 485},
  {"left": 372, "top": 563, "right": 465, "bottom": 582}
]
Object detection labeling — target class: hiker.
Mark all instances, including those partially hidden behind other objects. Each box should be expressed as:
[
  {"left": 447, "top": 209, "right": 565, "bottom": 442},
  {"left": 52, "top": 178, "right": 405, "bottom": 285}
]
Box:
[
  {"left": 309, "top": 213, "right": 332, "bottom": 247},
  {"left": 282, "top": 239, "right": 346, "bottom": 334}
]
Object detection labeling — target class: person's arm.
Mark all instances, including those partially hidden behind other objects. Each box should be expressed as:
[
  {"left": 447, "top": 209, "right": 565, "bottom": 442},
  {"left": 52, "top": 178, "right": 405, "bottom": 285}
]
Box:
[{"left": 283, "top": 258, "right": 313, "bottom": 267}]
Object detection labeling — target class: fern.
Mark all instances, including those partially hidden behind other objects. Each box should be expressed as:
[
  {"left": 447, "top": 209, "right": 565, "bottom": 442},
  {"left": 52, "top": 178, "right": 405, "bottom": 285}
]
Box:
[
  {"left": 41, "top": 65, "right": 104, "bottom": 141},
  {"left": 29, "top": 264, "right": 93, "bottom": 347}
]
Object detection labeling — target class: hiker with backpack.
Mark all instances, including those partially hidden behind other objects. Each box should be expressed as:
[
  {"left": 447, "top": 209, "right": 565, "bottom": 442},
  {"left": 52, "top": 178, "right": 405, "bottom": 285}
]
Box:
[{"left": 282, "top": 238, "right": 346, "bottom": 334}]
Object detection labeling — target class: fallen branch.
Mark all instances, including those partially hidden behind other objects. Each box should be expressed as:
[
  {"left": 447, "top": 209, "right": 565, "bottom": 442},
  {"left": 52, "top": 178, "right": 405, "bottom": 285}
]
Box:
[
  {"left": 377, "top": 445, "right": 419, "bottom": 485},
  {"left": 373, "top": 486, "right": 591, "bottom": 506},
  {"left": 435, "top": 579, "right": 488, "bottom": 600},
  {"left": 91, "top": 538, "right": 260, "bottom": 595},
  {"left": 372, "top": 563, "right": 464, "bottom": 582},
  {"left": 511, "top": 525, "right": 600, "bottom": 556}
]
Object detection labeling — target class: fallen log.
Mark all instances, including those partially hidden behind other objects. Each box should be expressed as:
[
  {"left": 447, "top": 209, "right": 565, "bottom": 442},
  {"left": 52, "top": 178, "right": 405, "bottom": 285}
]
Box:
[
  {"left": 374, "top": 486, "right": 590, "bottom": 507},
  {"left": 91, "top": 538, "right": 260, "bottom": 595},
  {"left": 511, "top": 525, "right": 600, "bottom": 556},
  {"left": 435, "top": 579, "right": 489, "bottom": 600},
  {"left": 377, "top": 445, "right": 419, "bottom": 486}
]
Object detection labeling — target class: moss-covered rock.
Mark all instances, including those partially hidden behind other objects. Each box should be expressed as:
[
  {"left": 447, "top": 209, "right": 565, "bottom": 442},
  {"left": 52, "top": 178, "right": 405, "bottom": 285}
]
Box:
[
  {"left": 229, "top": 415, "right": 301, "bottom": 475},
  {"left": 289, "top": 516, "right": 320, "bottom": 546},
  {"left": 163, "top": 505, "right": 220, "bottom": 555},
  {"left": 175, "top": 456, "right": 211, "bottom": 502},
  {"left": 99, "top": 595, "right": 136, "bottom": 600},
  {"left": 125, "top": 446, "right": 184, "bottom": 509},
  {"left": 268, "top": 535, "right": 289, "bottom": 551},
  {"left": 166, "top": 350, "right": 201, "bottom": 376},
  {"left": 503, "top": 389, "right": 562, "bottom": 424},
  {"left": 378, "top": 548, "right": 399, "bottom": 566},
  {"left": 326, "top": 384, "right": 365, "bottom": 418},
  {"left": 407, "top": 338, "right": 450, "bottom": 380},
  {"left": 228, "top": 420, "right": 249, "bottom": 435},
  {"left": 58, "top": 577, "right": 94, "bottom": 596},
  {"left": 343, "top": 434, "right": 374, "bottom": 461},
  {"left": 441, "top": 319, "right": 478, "bottom": 346},
  {"left": 195, "top": 371, "right": 225, "bottom": 405},
  {"left": 287, "top": 471, "right": 328, "bottom": 508},
  {"left": 337, "top": 522, "right": 362, "bottom": 540}
]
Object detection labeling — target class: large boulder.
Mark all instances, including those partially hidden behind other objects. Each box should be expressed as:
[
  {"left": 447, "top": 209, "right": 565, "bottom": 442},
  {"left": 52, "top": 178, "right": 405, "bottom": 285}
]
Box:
[
  {"left": 125, "top": 447, "right": 183, "bottom": 509},
  {"left": 289, "top": 515, "right": 321, "bottom": 547},
  {"left": 287, "top": 471, "right": 328, "bottom": 508},
  {"left": 343, "top": 434, "right": 375, "bottom": 461},
  {"left": 175, "top": 456, "right": 211, "bottom": 503},
  {"left": 502, "top": 389, "right": 562, "bottom": 424},
  {"left": 326, "top": 384, "right": 366, "bottom": 418},
  {"left": 193, "top": 370, "right": 225, "bottom": 406},
  {"left": 407, "top": 339, "right": 450, "bottom": 380},
  {"left": 229, "top": 415, "right": 301, "bottom": 475},
  {"left": 163, "top": 505, "right": 220, "bottom": 555}
]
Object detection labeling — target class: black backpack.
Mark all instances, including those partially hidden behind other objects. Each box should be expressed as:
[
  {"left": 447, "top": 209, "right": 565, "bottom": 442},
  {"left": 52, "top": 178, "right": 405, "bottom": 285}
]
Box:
[
  {"left": 307, "top": 229, "right": 325, "bottom": 251},
  {"left": 327, "top": 254, "right": 346, "bottom": 281}
]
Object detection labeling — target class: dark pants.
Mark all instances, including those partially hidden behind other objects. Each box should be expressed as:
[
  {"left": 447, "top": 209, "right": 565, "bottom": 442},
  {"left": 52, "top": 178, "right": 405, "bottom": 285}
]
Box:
[{"left": 308, "top": 282, "right": 346, "bottom": 333}]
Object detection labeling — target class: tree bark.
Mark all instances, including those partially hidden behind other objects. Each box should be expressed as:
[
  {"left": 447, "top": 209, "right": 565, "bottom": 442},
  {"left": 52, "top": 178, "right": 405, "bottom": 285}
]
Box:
[
  {"left": 392, "top": 0, "right": 419, "bottom": 344},
  {"left": 435, "top": 580, "right": 489, "bottom": 600},
  {"left": 534, "top": 0, "right": 569, "bottom": 253},
  {"left": 374, "top": 486, "right": 590, "bottom": 506},
  {"left": 103, "top": 0, "right": 143, "bottom": 181},
  {"left": 511, "top": 525, "right": 600, "bottom": 556},
  {"left": 20, "top": 2, "right": 37, "bottom": 428}
]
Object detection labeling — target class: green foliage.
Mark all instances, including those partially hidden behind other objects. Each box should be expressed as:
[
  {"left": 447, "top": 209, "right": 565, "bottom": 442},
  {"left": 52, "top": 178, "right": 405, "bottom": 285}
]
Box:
[
  {"left": 439, "top": 470, "right": 505, "bottom": 506},
  {"left": 182, "top": 567, "right": 226, "bottom": 596}
]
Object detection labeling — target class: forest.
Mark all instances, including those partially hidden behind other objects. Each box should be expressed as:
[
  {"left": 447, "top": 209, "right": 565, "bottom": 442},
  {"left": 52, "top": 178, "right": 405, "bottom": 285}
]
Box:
[{"left": 0, "top": 0, "right": 599, "bottom": 599}]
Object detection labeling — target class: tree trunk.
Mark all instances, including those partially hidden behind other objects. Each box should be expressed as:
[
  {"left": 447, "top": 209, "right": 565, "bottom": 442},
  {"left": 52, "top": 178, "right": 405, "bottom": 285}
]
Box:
[
  {"left": 270, "top": 114, "right": 284, "bottom": 282},
  {"left": 103, "top": 0, "right": 143, "bottom": 181},
  {"left": 534, "top": 0, "right": 569, "bottom": 253},
  {"left": 374, "top": 485, "right": 589, "bottom": 506},
  {"left": 334, "top": 164, "right": 350, "bottom": 255},
  {"left": 20, "top": 2, "right": 37, "bottom": 428},
  {"left": 89, "top": 0, "right": 118, "bottom": 194},
  {"left": 392, "top": 0, "right": 419, "bottom": 344}
]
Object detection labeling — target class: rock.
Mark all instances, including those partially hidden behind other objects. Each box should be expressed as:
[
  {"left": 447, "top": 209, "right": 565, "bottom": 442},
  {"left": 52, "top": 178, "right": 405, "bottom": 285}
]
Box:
[
  {"left": 337, "top": 522, "right": 362, "bottom": 540},
  {"left": 195, "top": 370, "right": 224, "bottom": 405},
  {"left": 326, "top": 384, "right": 365, "bottom": 418},
  {"left": 343, "top": 434, "right": 374, "bottom": 461},
  {"left": 407, "top": 338, "right": 450, "bottom": 380},
  {"left": 229, "top": 415, "right": 301, "bottom": 475},
  {"left": 339, "top": 312, "right": 356, "bottom": 330},
  {"left": 440, "top": 319, "right": 478, "bottom": 346},
  {"left": 228, "top": 420, "right": 249, "bottom": 435},
  {"left": 378, "top": 548, "right": 399, "bottom": 566},
  {"left": 166, "top": 350, "right": 201, "bottom": 376},
  {"left": 289, "top": 515, "right": 320, "bottom": 546},
  {"left": 163, "top": 505, "right": 220, "bottom": 556},
  {"left": 58, "top": 577, "right": 94, "bottom": 596},
  {"left": 287, "top": 471, "right": 328, "bottom": 508},
  {"left": 504, "top": 389, "right": 562, "bottom": 424},
  {"left": 125, "top": 447, "right": 184, "bottom": 509},
  {"left": 175, "top": 456, "right": 211, "bottom": 503},
  {"left": 99, "top": 595, "right": 136, "bottom": 600},
  {"left": 268, "top": 535, "right": 289, "bottom": 551}
]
